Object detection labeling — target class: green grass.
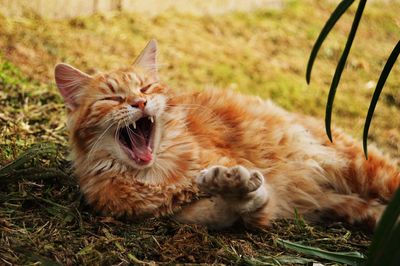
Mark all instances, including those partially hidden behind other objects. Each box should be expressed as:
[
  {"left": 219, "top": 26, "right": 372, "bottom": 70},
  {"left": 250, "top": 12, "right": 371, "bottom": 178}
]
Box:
[{"left": 0, "top": 0, "right": 399, "bottom": 264}]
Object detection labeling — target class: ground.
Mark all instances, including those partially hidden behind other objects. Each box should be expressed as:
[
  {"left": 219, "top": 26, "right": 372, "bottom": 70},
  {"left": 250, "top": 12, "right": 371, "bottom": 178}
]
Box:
[{"left": 0, "top": 0, "right": 399, "bottom": 265}]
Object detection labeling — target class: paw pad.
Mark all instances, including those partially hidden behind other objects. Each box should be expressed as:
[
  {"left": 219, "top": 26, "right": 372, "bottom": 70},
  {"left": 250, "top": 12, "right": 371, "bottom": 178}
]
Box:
[{"left": 197, "top": 165, "right": 264, "bottom": 195}]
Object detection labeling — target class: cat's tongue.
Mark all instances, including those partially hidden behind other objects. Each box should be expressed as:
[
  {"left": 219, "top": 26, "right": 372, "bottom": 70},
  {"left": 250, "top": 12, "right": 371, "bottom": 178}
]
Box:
[
  {"left": 131, "top": 133, "right": 152, "bottom": 163},
  {"left": 135, "top": 146, "right": 152, "bottom": 162}
]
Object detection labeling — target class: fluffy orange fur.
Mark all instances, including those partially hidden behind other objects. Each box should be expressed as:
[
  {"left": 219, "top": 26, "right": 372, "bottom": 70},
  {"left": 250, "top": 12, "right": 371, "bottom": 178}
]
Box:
[{"left": 55, "top": 40, "right": 399, "bottom": 229}]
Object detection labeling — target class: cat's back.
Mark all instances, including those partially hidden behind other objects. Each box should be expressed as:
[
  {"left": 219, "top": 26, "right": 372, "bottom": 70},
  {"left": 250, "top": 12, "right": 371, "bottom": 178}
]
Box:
[{"left": 169, "top": 89, "right": 320, "bottom": 168}]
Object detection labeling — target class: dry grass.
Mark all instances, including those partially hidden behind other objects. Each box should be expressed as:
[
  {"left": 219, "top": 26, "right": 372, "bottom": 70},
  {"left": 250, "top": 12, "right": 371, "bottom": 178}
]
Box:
[{"left": 0, "top": 0, "right": 399, "bottom": 264}]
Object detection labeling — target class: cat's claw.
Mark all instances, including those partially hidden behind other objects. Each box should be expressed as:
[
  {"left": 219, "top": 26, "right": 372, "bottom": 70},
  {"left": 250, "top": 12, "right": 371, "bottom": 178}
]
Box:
[{"left": 197, "top": 165, "right": 264, "bottom": 195}]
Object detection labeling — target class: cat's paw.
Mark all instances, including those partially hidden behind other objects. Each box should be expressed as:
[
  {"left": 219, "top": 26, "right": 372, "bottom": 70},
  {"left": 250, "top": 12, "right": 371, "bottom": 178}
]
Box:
[{"left": 197, "top": 165, "right": 264, "bottom": 195}]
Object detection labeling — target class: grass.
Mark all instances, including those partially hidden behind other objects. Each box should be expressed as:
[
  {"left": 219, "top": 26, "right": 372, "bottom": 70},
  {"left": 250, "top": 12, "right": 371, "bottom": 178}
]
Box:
[{"left": 0, "top": 0, "right": 399, "bottom": 264}]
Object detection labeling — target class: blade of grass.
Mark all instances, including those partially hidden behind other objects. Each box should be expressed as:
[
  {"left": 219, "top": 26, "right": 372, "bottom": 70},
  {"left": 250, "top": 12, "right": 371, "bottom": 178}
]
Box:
[
  {"left": 277, "top": 239, "right": 365, "bottom": 266},
  {"left": 306, "top": 0, "right": 355, "bottom": 84},
  {"left": 367, "top": 187, "right": 400, "bottom": 265},
  {"left": 363, "top": 40, "right": 400, "bottom": 158},
  {"left": 0, "top": 144, "right": 56, "bottom": 175},
  {"left": 127, "top": 253, "right": 153, "bottom": 265},
  {"left": 325, "top": 0, "right": 367, "bottom": 142},
  {"left": 0, "top": 167, "right": 70, "bottom": 184}
]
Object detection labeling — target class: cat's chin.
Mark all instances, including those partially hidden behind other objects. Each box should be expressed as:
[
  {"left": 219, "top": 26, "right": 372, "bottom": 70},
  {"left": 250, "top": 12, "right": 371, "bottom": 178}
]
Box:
[{"left": 126, "top": 156, "right": 155, "bottom": 170}]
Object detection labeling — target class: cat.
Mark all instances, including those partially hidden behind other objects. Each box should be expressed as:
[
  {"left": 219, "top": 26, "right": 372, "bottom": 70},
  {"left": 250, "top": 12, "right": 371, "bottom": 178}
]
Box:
[{"left": 55, "top": 39, "right": 399, "bottom": 229}]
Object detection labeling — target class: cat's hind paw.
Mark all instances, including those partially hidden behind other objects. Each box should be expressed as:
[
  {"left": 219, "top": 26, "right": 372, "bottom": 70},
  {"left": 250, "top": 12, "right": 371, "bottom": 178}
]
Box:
[{"left": 197, "top": 165, "right": 264, "bottom": 196}]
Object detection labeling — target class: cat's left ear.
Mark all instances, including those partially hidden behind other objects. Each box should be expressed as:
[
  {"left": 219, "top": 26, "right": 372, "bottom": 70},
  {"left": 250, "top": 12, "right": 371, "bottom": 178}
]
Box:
[{"left": 133, "top": 39, "right": 159, "bottom": 82}]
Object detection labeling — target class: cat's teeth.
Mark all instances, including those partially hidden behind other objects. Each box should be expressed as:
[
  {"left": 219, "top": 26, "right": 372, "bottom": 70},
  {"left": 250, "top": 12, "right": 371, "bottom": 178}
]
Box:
[
  {"left": 148, "top": 116, "right": 154, "bottom": 123},
  {"left": 132, "top": 122, "right": 136, "bottom": 129}
]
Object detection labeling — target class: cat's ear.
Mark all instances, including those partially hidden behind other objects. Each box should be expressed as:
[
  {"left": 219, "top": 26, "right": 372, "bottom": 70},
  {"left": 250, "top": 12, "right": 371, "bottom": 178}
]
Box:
[
  {"left": 54, "top": 63, "right": 92, "bottom": 111},
  {"left": 133, "top": 39, "right": 159, "bottom": 81}
]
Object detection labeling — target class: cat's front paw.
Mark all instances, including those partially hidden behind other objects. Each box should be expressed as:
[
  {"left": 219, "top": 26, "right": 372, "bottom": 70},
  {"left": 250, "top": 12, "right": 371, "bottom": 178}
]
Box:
[{"left": 197, "top": 165, "right": 264, "bottom": 195}]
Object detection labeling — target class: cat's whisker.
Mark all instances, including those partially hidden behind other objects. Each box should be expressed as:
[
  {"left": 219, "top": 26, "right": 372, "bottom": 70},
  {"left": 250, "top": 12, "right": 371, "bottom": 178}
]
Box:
[
  {"left": 150, "top": 161, "right": 169, "bottom": 179},
  {"left": 114, "top": 120, "right": 122, "bottom": 144},
  {"left": 124, "top": 120, "right": 143, "bottom": 138},
  {"left": 123, "top": 120, "right": 140, "bottom": 145},
  {"left": 101, "top": 114, "right": 117, "bottom": 125},
  {"left": 86, "top": 121, "right": 117, "bottom": 161},
  {"left": 157, "top": 141, "right": 194, "bottom": 155},
  {"left": 113, "top": 121, "right": 129, "bottom": 161}
]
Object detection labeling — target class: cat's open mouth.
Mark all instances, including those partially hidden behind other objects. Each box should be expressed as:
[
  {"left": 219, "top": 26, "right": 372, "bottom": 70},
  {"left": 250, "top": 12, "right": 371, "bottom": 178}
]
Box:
[{"left": 118, "top": 116, "right": 155, "bottom": 165}]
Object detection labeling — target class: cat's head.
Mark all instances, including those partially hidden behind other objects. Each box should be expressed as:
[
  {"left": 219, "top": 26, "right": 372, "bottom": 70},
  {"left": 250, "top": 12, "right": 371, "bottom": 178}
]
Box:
[{"left": 55, "top": 40, "right": 168, "bottom": 170}]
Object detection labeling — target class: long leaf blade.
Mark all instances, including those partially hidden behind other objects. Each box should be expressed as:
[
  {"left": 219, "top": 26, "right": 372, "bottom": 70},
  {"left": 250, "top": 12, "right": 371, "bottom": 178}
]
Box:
[
  {"left": 367, "top": 187, "right": 400, "bottom": 265},
  {"left": 325, "top": 0, "right": 367, "bottom": 142},
  {"left": 277, "top": 239, "right": 365, "bottom": 266},
  {"left": 363, "top": 40, "right": 400, "bottom": 158},
  {"left": 306, "top": 0, "right": 355, "bottom": 84}
]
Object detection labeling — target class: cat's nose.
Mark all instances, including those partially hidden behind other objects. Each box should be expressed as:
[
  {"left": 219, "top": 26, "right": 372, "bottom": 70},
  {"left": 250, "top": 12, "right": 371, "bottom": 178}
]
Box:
[{"left": 130, "top": 98, "right": 147, "bottom": 110}]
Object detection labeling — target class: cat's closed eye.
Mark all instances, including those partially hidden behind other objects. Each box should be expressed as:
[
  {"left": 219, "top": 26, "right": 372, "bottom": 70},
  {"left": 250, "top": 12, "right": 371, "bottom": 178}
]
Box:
[
  {"left": 140, "top": 83, "right": 154, "bottom": 93},
  {"left": 99, "top": 96, "right": 124, "bottom": 102}
]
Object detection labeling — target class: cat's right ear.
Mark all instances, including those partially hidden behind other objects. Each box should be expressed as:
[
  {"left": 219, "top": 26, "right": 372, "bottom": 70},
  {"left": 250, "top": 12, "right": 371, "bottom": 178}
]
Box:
[
  {"left": 133, "top": 39, "right": 158, "bottom": 81},
  {"left": 55, "top": 63, "right": 91, "bottom": 111}
]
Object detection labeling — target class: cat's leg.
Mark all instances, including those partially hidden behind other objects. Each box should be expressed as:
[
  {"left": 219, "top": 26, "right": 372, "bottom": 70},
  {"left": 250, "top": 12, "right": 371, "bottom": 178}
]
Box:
[
  {"left": 174, "top": 197, "right": 239, "bottom": 229},
  {"left": 175, "top": 165, "right": 271, "bottom": 229},
  {"left": 314, "top": 192, "right": 386, "bottom": 229}
]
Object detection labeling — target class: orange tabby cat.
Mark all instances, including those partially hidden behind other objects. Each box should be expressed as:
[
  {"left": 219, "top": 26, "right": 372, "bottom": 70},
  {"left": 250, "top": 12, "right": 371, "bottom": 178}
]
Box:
[{"left": 55, "top": 40, "right": 399, "bottom": 229}]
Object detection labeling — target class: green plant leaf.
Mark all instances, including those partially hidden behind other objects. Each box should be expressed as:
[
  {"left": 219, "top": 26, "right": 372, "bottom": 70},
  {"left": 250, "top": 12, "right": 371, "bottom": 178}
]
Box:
[
  {"left": 242, "top": 255, "right": 314, "bottom": 265},
  {"left": 367, "top": 187, "right": 400, "bottom": 265},
  {"left": 363, "top": 40, "right": 400, "bottom": 158},
  {"left": 306, "top": 0, "right": 355, "bottom": 84},
  {"left": 277, "top": 239, "right": 365, "bottom": 265},
  {"left": 325, "top": 0, "right": 367, "bottom": 142}
]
